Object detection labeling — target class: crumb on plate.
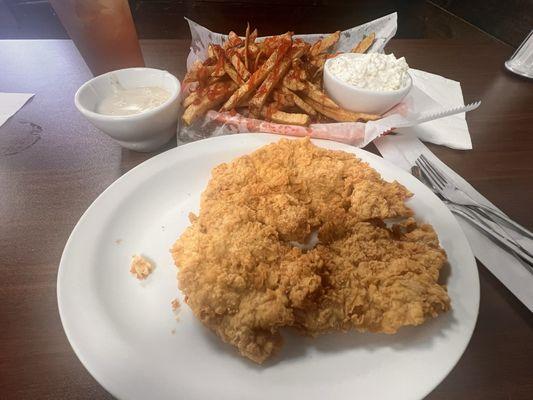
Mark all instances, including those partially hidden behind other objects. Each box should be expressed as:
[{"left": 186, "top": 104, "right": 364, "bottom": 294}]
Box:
[
  {"left": 171, "top": 298, "right": 181, "bottom": 312},
  {"left": 130, "top": 255, "right": 154, "bottom": 280},
  {"left": 171, "top": 298, "right": 181, "bottom": 321}
]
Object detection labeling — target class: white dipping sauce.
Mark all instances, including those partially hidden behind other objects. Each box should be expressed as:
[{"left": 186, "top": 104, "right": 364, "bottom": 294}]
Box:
[
  {"left": 328, "top": 53, "right": 409, "bottom": 91},
  {"left": 97, "top": 85, "right": 171, "bottom": 116}
]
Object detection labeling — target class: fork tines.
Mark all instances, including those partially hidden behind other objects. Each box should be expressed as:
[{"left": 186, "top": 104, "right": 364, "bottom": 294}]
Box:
[{"left": 415, "top": 155, "right": 449, "bottom": 190}]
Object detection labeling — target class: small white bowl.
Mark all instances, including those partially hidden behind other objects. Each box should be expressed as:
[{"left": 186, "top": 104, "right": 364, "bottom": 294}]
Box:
[
  {"left": 75, "top": 68, "right": 180, "bottom": 152},
  {"left": 323, "top": 54, "right": 412, "bottom": 115}
]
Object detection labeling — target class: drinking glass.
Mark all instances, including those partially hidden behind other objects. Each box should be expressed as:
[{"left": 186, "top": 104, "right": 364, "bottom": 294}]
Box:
[{"left": 50, "top": 0, "right": 145, "bottom": 76}]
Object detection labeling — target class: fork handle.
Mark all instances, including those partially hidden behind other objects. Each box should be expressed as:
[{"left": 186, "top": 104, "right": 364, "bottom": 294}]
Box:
[
  {"left": 450, "top": 206, "right": 533, "bottom": 269},
  {"left": 475, "top": 204, "right": 533, "bottom": 239},
  {"left": 466, "top": 206, "right": 533, "bottom": 258}
]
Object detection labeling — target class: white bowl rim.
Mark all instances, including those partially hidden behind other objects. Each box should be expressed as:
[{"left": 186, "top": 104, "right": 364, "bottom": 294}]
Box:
[
  {"left": 74, "top": 67, "right": 181, "bottom": 122},
  {"left": 324, "top": 54, "right": 412, "bottom": 95}
]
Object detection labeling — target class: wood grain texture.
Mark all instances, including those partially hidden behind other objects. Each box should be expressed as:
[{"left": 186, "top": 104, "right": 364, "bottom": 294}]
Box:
[
  {"left": 430, "top": 0, "right": 533, "bottom": 46},
  {"left": 0, "top": 38, "right": 532, "bottom": 399}
]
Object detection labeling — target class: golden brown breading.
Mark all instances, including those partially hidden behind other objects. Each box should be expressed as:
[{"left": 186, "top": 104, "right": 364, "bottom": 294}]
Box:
[
  {"left": 173, "top": 202, "right": 322, "bottom": 363},
  {"left": 296, "top": 218, "right": 449, "bottom": 335},
  {"left": 171, "top": 138, "right": 450, "bottom": 363}
]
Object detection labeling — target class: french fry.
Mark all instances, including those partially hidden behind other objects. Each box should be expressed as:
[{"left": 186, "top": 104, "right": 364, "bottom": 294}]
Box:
[
  {"left": 281, "top": 86, "right": 316, "bottom": 116},
  {"left": 309, "top": 31, "right": 340, "bottom": 56},
  {"left": 301, "top": 81, "right": 339, "bottom": 109},
  {"left": 221, "top": 33, "right": 292, "bottom": 111},
  {"left": 207, "top": 44, "right": 216, "bottom": 59},
  {"left": 183, "top": 60, "right": 203, "bottom": 83},
  {"left": 272, "top": 88, "right": 295, "bottom": 108},
  {"left": 248, "top": 43, "right": 259, "bottom": 55},
  {"left": 312, "top": 65, "right": 323, "bottom": 81},
  {"left": 283, "top": 76, "right": 305, "bottom": 91},
  {"left": 310, "top": 51, "right": 341, "bottom": 77},
  {"left": 249, "top": 28, "right": 258, "bottom": 43},
  {"left": 293, "top": 96, "right": 317, "bottom": 116},
  {"left": 244, "top": 22, "right": 250, "bottom": 70},
  {"left": 236, "top": 43, "right": 259, "bottom": 61},
  {"left": 261, "top": 106, "right": 311, "bottom": 126},
  {"left": 224, "top": 61, "right": 244, "bottom": 84},
  {"left": 248, "top": 44, "right": 306, "bottom": 116},
  {"left": 303, "top": 96, "right": 380, "bottom": 122},
  {"left": 236, "top": 97, "right": 250, "bottom": 108},
  {"left": 259, "top": 32, "right": 294, "bottom": 56},
  {"left": 312, "top": 74, "right": 323, "bottom": 87},
  {"left": 212, "top": 65, "right": 226, "bottom": 78},
  {"left": 182, "top": 91, "right": 199, "bottom": 108},
  {"left": 257, "top": 36, "right": 276, "bottom": 56},
  {"left": 186, "top": 65, "right": 218, "bottom": 85},
  {"left": 183, "top": 78, "right": 234, "bottom": 108},
  {"left": 210, "top": 46, "right": 227, "bottom": 77},
  {"left": 240, "top": 43, "right": 259, "bottom": 55},
  {"left": 282, "top": 59, "right": 307, "bottom": 90},
  {"left": 351, "top": 32, "right": 376, "bottom": 53},
  {"left": 252, "top": 50, "right": 263, "bottom": 73},
  {"left": 262, "top": 102, "right": 280, "bottom": 116},
  {"left": 182, "top": 81, "right": 238, "bottom": 125},
  {"left": 309, "top": 53, "right": 327, "bottom": 69},
  {"left": 211, "top": 45, "right": 243, "bottom": 84},
  {"left": 206, "top": 75, "right": 223, "bottom": 85},
  {"left": 203, "top": 56, "right": 218, "bottom": 67},
  {"left": 291, "top": 58, "right": 307, "bottom": 77},
  {"left": 223, "top": 31, "right": 243, "bottom": 50},
  {"left": 228, "top": 52, "right": 251, "bottom": 81},
  {"left": 271, "top": 110, "right": 311, "bottom": 126}
]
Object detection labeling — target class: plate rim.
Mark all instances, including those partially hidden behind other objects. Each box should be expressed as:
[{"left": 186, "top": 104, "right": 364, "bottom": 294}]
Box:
[{"left": 57, "top": 133, "right": 480, "bottom": 400}]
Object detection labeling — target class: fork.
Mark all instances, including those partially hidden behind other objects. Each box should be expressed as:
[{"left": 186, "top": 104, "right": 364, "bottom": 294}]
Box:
[
  {"left": 411, "top": 165, "right": 533, "bottom": 269},
  {"left": 447, "top": 203, "right": 533, "bottom": 269},
  {"left": 415, "top": 154, "right": 533, "bottom": 239}
]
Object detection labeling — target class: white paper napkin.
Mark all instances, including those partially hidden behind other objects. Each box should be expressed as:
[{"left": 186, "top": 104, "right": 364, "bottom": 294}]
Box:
[
  {"left": 375, "top": 133, "right": 533, "bottom": 312},
  {"left": 399, "top": 69, "right": 472, "bottom": 150},
  {"left": 0, "top": 92, "right": 35, "bottom": 127}
]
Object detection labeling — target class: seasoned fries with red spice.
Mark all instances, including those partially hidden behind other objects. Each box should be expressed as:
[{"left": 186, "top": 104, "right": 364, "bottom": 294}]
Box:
[{"left": 181, "top": 25, "right": 379, "bottom": 126}]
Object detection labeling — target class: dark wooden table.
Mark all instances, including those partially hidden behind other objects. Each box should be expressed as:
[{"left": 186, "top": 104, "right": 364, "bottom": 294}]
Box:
[{"left": 1, "top": 38, "right": 532, "bottom": 399}]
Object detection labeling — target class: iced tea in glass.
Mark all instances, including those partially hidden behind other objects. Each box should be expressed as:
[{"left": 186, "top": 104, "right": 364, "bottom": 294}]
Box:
[{"left": 50, "top": 0, "right": 145, "bottom": 76}]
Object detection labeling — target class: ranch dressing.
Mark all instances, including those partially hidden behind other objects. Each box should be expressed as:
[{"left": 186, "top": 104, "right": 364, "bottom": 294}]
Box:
[
  {"left": 97, "top": 76, "right": 171, "bottom": 116},
  {"left": 328, "top": 53, "right": 409, "bottom": 91}
]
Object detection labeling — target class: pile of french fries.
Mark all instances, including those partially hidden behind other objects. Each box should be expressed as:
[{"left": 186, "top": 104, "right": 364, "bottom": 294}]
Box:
[{"left": 182, "top": 25, "right": 379, "bottom": 127}]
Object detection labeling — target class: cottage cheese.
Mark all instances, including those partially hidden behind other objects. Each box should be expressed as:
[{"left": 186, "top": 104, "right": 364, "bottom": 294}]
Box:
[{"left": 327, "top": 53, "right": 409, "bottom": 91}]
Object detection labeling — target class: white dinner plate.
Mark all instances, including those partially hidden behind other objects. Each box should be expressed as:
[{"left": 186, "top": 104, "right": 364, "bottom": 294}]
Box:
[{"left": 58, "top": 133, "right": 479, "bottom": 400}]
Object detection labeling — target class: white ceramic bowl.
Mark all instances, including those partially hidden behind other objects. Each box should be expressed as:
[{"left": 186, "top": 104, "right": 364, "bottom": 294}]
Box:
[
  {"left": 75, "top": 68, "right": 181, "bottom": 152},
  {"left": 323, "top": 54, "right": 412, "bottom": 114}
]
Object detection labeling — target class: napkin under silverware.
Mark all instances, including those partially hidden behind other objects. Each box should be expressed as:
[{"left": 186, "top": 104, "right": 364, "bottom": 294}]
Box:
[{"left": 375, "top": 132, "right": 533, "bottom": 312}]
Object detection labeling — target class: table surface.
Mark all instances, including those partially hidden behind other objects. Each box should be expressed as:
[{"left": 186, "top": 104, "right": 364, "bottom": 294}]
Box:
[{"left": 0, "top": 38, "right": 532, "bottom": 399}]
